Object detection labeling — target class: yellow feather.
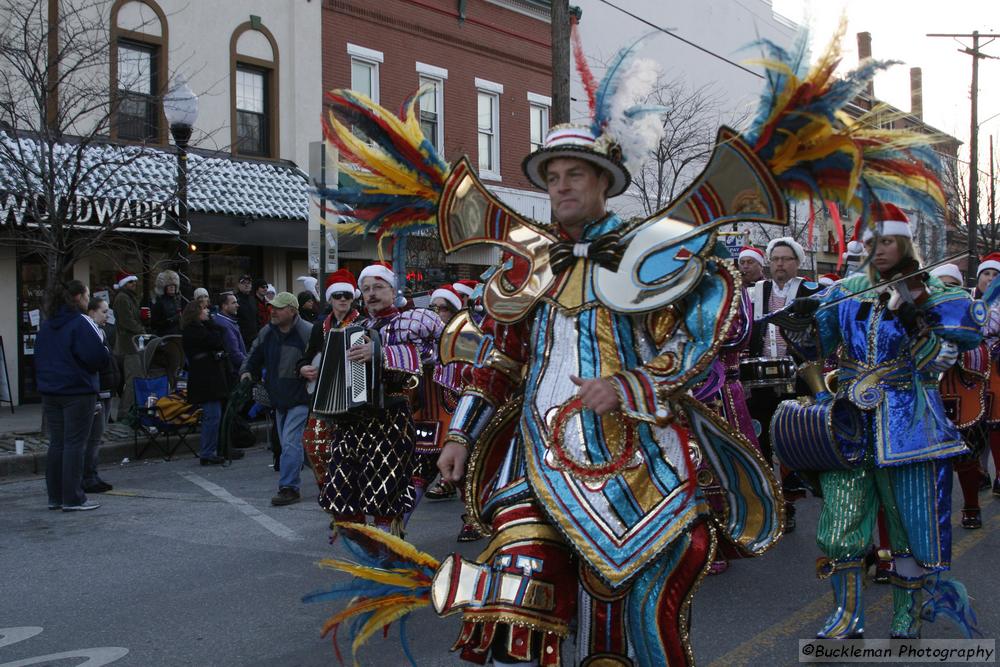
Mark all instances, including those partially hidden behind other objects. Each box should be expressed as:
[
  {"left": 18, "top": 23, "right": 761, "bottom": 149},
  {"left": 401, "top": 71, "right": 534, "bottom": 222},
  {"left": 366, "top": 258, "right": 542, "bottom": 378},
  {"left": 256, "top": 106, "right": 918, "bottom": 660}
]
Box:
[
  {"left": 316, "top": 558, "right": 429, "bottom": 589},
  {"left": 319, "top": 593, "right": 423, "bottom": 637},
  {"left": 335, "top": 522, "right": 441, "bottom": 570}
]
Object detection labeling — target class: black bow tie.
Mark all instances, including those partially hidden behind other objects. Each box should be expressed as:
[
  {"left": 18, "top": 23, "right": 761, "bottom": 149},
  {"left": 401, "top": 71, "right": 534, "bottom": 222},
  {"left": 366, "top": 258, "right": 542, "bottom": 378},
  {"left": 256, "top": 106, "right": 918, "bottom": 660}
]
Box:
[{"left": 549, "top": 229, "right": 625, "bottom": 275}]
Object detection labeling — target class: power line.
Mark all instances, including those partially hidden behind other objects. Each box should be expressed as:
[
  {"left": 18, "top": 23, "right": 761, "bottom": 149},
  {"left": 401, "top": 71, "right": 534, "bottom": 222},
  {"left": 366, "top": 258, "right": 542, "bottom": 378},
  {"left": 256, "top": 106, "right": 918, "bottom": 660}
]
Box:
[{"left": 593, "top": 0, "right": 764, "bottom": 79}]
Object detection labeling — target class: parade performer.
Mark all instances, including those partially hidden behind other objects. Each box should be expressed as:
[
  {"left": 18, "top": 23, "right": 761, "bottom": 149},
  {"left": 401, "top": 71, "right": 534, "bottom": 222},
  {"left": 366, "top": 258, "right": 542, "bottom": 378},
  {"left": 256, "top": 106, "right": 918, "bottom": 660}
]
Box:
[
  {"left": 746, "top": 236, "right": 819, "bottom": 532},
  {"left": 781, "top": 204, "right": 982, "bottom": 639},
  {"left": 932, "top": 263, "right": 991, "bottom": 530},
  {"left": 424, "top": 280, "right": 479, "bottom": 505},
  {"left": 299, "top": 269, "right": 361, "bottom": 497},
  {"left": 972, "top": 253, "right": 1000, "bottom": 496},
  {"left": 737, "top": 245, "right": 766, "bottom": 285},
  {"left": 301, "top": 262, "right": 438, "bottom": 536},
  {"left": 416, "top": 283, "right": 481, "bottom": 541},
  {"left": 301, "top": 26, "right": 951, "bottom": 666}
]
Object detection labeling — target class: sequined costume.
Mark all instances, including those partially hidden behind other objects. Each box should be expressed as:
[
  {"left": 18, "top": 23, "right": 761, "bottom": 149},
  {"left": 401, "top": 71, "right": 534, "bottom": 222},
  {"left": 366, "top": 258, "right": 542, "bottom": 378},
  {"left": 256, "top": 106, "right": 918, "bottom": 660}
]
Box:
[
  {"left": 443, "top": 213, "right": 780, "bottom": 666},
  {"left": 791, "top": 274, "right": 984, "bottom": 638}
]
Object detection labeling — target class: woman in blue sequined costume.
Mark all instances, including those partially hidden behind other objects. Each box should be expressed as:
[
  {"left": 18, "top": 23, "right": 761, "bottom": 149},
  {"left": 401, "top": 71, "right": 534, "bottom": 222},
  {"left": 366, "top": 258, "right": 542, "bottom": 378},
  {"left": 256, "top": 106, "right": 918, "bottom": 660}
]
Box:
[{"left": 786, "top": 205, "right": 983, "bottom": 639}]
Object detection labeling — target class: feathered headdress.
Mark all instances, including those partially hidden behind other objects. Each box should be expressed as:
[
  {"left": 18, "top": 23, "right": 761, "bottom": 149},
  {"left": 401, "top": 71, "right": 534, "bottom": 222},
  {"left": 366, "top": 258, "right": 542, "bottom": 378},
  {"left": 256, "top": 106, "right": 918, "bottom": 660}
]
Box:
[
  {"left": 522, "top": 22, "right": 666, "bottom": 195},
  {"left": 316, "top": 88, "right": 449, "bottom": 249},
  {"left": 741, "top": 21, "right": 946, "bottom": 241}
]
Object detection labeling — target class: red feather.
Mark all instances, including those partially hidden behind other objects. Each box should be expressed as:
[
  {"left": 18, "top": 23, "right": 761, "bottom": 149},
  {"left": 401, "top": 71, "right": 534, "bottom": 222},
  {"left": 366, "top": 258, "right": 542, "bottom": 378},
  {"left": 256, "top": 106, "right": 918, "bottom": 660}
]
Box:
[{"left": 571, "top": 20, "right": 597, "bottom": 117}]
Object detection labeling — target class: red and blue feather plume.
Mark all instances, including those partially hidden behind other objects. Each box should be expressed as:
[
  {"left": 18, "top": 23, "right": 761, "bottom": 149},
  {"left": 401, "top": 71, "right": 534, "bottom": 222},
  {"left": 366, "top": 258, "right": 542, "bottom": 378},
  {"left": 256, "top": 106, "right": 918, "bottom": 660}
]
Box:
[
  {"left": 741, "top": 22, "right": 947, "bottom": 235},
  {"left": 316, "top": 87, "right": 449, "bottom": 246}
]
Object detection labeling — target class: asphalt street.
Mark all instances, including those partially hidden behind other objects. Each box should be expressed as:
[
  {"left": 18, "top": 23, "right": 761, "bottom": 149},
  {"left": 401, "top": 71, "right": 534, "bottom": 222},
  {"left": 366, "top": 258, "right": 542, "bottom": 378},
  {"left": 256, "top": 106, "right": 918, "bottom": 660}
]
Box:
[{"left": 2, "top": 447, "right": 998, "bottom": 666}]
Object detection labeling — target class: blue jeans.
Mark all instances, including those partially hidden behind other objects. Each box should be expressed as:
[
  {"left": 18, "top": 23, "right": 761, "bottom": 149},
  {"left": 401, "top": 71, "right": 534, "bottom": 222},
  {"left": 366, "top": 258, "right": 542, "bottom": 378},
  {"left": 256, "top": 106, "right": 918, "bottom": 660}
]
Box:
[
  {"left": 199, "top": 401, "right": 222, "bottom": 459},
  {"left": 44, "top": 393, "right": 97, "bottom": 507},
  {"left": 83, "top": 398, "right": 110, "bottom": 486},
  {"left": 276, "top": 404, "right": 308, "bottom": 491}
]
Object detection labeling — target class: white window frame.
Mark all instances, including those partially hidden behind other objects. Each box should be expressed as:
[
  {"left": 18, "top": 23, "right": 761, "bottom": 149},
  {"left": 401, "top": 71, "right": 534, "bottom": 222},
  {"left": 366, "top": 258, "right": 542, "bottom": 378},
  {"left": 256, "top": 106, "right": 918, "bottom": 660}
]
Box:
[
  {"left": 347, "top": 43, "right": 383, "bottom": 104},
  {"left": 476, "top": 78, "right": 503, "bottom": 181},
  {"left": 416, "top": 63, "right": 447, "bottom": 152},
  {"left": 527, "top": 92, "right": 550, "bottom": 152}
]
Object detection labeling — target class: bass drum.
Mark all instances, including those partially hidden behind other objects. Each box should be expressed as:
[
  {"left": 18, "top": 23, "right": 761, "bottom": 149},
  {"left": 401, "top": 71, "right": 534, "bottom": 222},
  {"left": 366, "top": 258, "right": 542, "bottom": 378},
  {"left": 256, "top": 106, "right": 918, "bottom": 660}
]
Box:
[{"left": 771, "top": 398, "right": 866, "bottom": 471}]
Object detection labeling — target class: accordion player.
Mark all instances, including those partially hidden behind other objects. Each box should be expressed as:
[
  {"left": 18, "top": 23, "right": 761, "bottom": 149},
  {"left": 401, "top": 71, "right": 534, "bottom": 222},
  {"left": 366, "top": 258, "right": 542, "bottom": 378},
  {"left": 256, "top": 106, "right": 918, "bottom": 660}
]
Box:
[{"left": 310, "top": 325, "right": 383, "bottom": 415}]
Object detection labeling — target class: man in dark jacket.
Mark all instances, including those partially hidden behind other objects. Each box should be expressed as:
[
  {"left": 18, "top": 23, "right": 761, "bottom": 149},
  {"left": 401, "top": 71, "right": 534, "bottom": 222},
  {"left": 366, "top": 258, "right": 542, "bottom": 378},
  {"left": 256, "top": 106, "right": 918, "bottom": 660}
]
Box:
[
  {"left": 235, "top": 274, "right": 258, "bottom": 348},
  {"left": 240, "top": 292, "right": 313, "bottom": 506},
  {"left": 36, "top": 280, "right": 111, "bottom": 512}
]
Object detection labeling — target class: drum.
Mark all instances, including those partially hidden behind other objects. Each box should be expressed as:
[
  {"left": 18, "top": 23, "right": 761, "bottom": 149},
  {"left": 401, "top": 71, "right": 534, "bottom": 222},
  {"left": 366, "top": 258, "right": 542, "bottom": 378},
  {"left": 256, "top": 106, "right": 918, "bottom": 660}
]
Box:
[
  {"left": 940, "top": 342, "right": 988, "bottom": 429},
  {"left": 771, "top": 398, "right": 866, "bottom": 471},
  {"left": 739, "top": 356, "right": 796, "bottom": 388}
]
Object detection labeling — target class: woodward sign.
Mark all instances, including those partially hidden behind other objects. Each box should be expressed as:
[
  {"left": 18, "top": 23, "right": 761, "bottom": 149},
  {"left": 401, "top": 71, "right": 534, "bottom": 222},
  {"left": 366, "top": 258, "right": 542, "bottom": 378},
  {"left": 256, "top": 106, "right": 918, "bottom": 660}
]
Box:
[{"left": 0, "top": 191, "right": 185, "bottom": 235}]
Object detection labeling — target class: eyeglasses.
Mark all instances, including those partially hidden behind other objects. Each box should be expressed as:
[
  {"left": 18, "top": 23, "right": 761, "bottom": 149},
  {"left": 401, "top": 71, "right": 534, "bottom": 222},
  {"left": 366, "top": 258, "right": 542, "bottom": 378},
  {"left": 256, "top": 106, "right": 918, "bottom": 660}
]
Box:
[
  {"left": 429, "top": 304, "right": 456, "bottom": 313},
  {"left": 329, "top": 292, "right": 353, "bottom": 301}
]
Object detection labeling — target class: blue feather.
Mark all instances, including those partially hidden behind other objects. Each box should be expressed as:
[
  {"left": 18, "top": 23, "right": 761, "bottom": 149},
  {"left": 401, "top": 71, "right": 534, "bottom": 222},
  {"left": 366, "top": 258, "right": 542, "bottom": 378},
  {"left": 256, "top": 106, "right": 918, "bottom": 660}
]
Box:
[
  {"left": 399, "top": 616, "right": 418, "bottom": 667},
  {"left": 922, "top": 576, "right": 981, "bottom": 638},
  {"left": 592, "top": 31, "right": 656, "bottom": 135}
]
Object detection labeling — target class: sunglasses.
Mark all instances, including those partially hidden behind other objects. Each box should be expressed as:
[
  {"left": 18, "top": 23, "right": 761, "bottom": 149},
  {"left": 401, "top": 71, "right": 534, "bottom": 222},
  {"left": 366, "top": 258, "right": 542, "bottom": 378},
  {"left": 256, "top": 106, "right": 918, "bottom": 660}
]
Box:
[{"left": 329, "top": 292, "right": 354, "bottom": 301}]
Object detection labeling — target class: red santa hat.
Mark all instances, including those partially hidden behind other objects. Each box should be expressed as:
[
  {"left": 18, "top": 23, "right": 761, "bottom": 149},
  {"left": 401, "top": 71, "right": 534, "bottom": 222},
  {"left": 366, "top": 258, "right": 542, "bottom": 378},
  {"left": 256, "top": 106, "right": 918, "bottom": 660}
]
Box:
[
  {"left": 931, "top": 263, "right": 964, "bottom": 284},
  {"left": 766, "top": 237, "right": 805, "bottom": 264},
  {"left": 978, "top": 252, "right": 1000, "bottom": 277},
  {"left": 324, "top": 268, "right": 359, "bottom": 301},
  {"left": 357, "top": 261, "right": 395, "bottom": 289},
  {"left": 431, "top": 284, "right": 463, "bottom": 311},
  {"left": 452, "top": 279, "right": 478, "bottom": 298},
  {"left": 818, "top": 273, "right": 840, "bottom": 287},
  {"left": 114, "top": 270, "right": 138, "bottom": 289},
  {"left": 738, "top": 245, "right": 766, "bottom": 266},
  {"left": 862, "top": 202, "right": 911, "bottom": 242},
  {"left": 845, "top": 215, "right": 865, "bottom": 257}
]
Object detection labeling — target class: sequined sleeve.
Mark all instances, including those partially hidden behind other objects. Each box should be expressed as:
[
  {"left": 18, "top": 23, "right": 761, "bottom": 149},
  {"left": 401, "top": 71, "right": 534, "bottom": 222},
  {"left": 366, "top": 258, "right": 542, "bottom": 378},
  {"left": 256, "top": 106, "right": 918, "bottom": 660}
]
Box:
[{"left": 908, "top": 287, "right": 985, "bottom": 371}]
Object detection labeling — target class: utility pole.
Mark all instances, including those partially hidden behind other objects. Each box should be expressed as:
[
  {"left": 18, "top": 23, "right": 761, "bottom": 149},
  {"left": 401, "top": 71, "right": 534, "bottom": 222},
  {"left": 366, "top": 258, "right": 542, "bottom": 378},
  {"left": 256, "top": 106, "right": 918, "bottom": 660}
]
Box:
[
  {"left": 991, "top": 135, "right": 996, "bottom": 250},
  {"left": 928, "top": 31, "right": 1000, "bottom": 281},
  {"left": 551, "top": 0, "right": 571, "bottom": 125}
]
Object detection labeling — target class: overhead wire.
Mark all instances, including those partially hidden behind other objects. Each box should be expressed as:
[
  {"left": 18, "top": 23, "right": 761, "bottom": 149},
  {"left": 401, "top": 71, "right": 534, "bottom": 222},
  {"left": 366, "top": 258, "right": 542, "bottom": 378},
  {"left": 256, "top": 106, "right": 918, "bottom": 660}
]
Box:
[{"left": 592, "top": 0, "right": 764, "bottom": 79}]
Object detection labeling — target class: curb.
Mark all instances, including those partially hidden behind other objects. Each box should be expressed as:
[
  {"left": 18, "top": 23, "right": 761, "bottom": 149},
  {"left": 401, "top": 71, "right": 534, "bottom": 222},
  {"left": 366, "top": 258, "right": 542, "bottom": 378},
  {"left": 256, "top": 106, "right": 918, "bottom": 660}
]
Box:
[{"left": 0, "top": 422, "right": 272, "bottom": 479}]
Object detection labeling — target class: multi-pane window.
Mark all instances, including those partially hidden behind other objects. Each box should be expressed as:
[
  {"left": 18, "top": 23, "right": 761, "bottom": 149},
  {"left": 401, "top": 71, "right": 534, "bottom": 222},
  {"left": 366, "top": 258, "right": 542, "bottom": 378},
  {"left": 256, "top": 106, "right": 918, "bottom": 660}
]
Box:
[
  {"left": 529, "top": 103, "right": 548, "bottom": 152},
  {"left": 419, "top": 76, "right": 442, "bottom": 150},
  {"left": 117, "top": 40, "right": 158, "bottom": 141},
  {"left": 236, "top": 66, "right": 269, "bottom": 156},
  {"left": 477, "top": 91, "right": 499, "bottom": 176},
  {"left": 351, "top": 59, "right": 378, "bottom": 102}
]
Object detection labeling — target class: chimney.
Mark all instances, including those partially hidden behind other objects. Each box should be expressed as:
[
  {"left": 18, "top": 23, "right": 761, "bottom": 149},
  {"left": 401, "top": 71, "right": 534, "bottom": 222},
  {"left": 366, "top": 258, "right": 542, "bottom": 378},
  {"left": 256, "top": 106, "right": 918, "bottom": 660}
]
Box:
[
  {"left": 857, "top": 32, "right": 874, "bottom": 98},
  {"left": 910, "top": 67, "right": 923, "bottom": 120}
]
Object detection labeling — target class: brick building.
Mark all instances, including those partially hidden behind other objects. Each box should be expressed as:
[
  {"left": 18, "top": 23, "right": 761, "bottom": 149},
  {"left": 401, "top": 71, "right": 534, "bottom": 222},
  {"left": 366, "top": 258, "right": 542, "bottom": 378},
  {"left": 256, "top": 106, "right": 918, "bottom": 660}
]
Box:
[{"left": 322, "top": 0, "right": 553, "bottom": 284}]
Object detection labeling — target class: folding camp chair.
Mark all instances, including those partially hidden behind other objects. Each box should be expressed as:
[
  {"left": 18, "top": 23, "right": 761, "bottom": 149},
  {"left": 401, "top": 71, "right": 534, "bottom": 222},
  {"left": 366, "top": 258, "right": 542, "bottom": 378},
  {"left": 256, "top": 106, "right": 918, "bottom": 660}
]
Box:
[{"left": 132, "top": 375, "right": 201, "bottom": 460}]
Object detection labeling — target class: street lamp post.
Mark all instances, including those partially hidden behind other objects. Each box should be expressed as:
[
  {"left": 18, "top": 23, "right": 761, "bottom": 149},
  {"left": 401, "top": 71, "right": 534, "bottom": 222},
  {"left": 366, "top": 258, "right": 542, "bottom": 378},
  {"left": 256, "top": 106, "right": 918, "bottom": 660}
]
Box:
[{"left": 163, "top": 79, "right": 199, "bottom": 295}]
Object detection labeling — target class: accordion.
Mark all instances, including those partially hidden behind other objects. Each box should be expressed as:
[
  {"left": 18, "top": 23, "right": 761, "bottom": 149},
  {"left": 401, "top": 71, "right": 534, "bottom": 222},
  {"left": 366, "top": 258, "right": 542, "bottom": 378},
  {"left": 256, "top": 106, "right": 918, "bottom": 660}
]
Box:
[{"left": 311, "top": 325, "right": 383, "bottom": 416}]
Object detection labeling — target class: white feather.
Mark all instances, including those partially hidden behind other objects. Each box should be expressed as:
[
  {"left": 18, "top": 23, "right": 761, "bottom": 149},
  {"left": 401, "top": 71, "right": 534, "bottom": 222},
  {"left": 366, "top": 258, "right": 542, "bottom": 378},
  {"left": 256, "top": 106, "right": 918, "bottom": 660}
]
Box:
[{"left": 604, "top": 58, "right": 667, "bottom": 173}]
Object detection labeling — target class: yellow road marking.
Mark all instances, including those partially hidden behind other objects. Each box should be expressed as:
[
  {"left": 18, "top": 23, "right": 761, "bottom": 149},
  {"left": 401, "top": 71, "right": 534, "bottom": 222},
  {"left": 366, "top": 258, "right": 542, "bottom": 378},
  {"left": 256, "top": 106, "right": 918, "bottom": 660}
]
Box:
[{"left": 706, "top": 513, "right": 997, "bottom": 667}]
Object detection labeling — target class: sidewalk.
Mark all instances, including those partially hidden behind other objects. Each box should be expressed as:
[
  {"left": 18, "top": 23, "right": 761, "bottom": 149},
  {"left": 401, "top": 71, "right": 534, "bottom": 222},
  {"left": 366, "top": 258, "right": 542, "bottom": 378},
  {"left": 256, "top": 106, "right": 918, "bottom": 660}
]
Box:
[{"left": 0, "top": 403, "right": 270, "bottom": 478}]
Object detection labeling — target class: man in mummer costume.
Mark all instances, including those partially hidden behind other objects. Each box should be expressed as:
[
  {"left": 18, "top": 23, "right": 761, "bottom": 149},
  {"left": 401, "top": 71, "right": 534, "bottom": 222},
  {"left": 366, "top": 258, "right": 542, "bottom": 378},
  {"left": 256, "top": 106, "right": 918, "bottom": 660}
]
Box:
[{"left": 305, "top": 28, "right": 958, "bottom": 667}]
